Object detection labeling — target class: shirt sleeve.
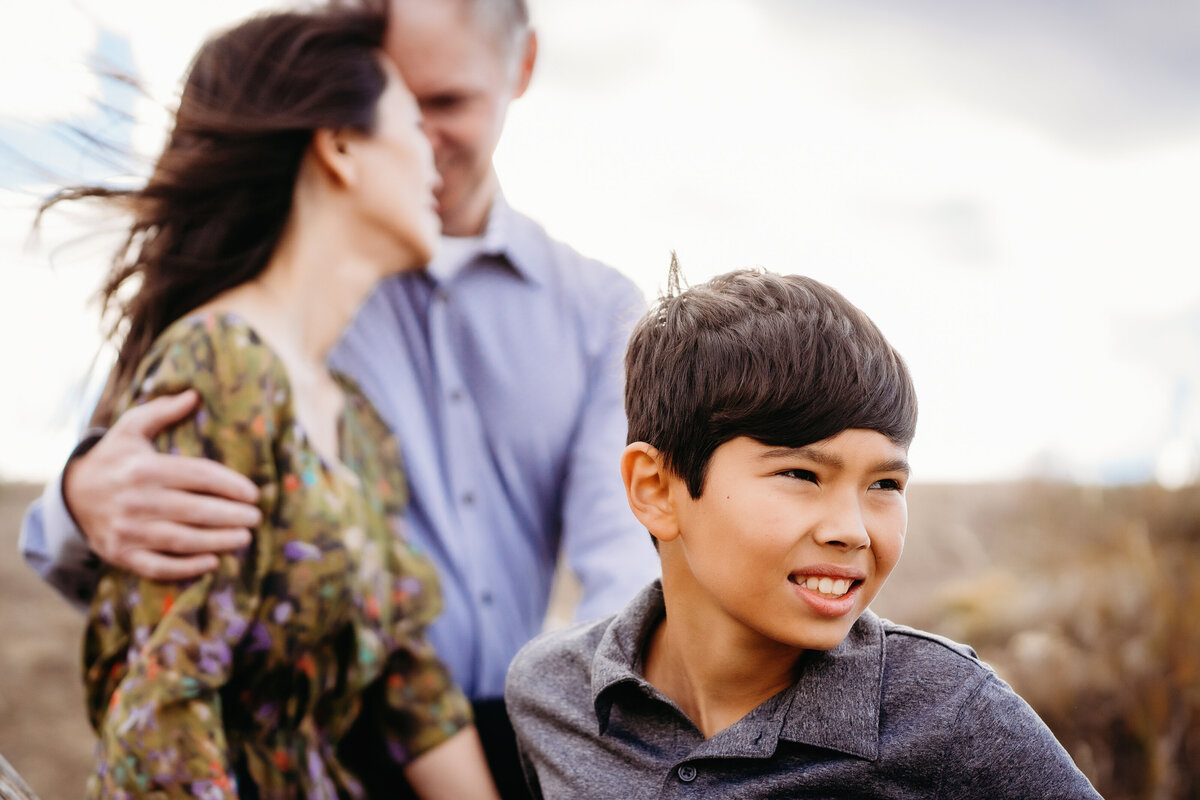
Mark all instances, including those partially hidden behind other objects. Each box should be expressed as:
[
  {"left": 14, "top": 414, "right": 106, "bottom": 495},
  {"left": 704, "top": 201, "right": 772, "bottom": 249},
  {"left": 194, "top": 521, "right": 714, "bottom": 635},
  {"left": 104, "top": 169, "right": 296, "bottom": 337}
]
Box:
[
  {"left": 18, "top": 472, "right": 99, "bottom": 611},
  {"left": 84, "top": 319, "right": 282, "bottom": 799},
  {"left": 560, "top": 275, "right": 660, "bottom": 622},
  {"left": 937, "top": 673, "right": 1103, "bottom": 799}
]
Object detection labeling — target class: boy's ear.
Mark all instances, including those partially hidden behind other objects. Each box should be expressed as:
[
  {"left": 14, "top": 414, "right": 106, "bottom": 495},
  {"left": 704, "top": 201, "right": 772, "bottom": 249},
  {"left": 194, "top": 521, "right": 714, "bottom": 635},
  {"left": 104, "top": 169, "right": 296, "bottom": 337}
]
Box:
[
  {"left": 311, "top": 127, "right": 358, "bottom": 188},
  {"left": 621, "top": 442, "right": 681, "bottom": 544}
]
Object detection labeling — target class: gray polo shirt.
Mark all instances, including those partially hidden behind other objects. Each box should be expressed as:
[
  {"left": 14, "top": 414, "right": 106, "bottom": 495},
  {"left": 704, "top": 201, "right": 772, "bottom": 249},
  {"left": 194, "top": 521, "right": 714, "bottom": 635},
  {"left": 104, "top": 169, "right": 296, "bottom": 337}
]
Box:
[{"left": 506, "top": 581, "right": 1102, "bottom": 799}]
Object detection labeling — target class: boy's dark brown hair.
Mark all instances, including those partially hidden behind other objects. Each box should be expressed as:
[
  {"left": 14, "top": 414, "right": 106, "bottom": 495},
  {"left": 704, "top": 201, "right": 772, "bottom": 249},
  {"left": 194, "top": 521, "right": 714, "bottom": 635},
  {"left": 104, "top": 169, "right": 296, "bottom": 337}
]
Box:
[{"left": 625, "top": 259, "right": 918, "bottom": 498}]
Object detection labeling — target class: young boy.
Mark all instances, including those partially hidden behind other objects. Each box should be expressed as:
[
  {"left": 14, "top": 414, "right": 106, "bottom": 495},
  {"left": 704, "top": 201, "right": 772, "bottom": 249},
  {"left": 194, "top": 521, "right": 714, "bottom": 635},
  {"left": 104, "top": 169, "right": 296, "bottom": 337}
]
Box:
[{"left": 505, "top": 268, "right": 1102, "bottom": 798}]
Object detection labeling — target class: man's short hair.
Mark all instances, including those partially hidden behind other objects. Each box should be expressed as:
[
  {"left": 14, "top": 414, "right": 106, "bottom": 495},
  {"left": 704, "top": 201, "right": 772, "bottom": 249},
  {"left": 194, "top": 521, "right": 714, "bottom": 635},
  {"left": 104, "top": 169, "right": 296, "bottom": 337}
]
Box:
[
  {"left": 625, "top": 264, "right": 918, "bottom": 498},
  {"left": 468, "top": 0, "right": 529, "bottom": 46},
  {"left": 384, "top": 0, "right": 529, "bottom": 55}
]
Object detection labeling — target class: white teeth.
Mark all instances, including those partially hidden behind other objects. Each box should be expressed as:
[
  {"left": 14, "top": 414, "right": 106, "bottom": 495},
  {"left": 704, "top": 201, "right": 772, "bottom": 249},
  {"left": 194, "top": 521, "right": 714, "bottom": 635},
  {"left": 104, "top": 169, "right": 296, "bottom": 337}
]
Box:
[{"left": 799, "top": 576, "right": 853, "bottom": 597}]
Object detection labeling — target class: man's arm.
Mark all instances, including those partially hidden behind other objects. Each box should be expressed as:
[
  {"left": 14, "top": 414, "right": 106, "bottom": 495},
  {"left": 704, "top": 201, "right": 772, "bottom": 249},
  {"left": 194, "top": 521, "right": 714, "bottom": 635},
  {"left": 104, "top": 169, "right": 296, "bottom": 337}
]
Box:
[
  {"left": 559, "top": 279, "right": 660, "bottom": 622},
  {"left": 19, "top": 475, "right": 103, "bottom": 612},
  {"left": 18, "top": 390, "right": 262, "bottom": 606}
]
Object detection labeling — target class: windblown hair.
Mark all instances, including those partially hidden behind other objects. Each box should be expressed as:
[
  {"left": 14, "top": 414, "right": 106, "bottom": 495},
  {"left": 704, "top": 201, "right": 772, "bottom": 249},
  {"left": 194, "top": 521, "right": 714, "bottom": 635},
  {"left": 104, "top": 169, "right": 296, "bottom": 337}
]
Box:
[
  {"left": 625, "top": 260, "right": 918, "bottom": 498},
  {"left": 43, "top": 4, "right": 389, "bottom": 423}
]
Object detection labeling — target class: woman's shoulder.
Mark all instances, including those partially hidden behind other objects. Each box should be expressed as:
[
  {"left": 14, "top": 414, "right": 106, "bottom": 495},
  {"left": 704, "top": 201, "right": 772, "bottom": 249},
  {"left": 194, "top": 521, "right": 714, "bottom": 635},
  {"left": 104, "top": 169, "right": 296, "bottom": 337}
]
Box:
[
  {"left": 142, "top": 311, "right": 285, "bottom": 381},
  {"left": 124, "top": 311, "right": 294, "bottom": 425}
]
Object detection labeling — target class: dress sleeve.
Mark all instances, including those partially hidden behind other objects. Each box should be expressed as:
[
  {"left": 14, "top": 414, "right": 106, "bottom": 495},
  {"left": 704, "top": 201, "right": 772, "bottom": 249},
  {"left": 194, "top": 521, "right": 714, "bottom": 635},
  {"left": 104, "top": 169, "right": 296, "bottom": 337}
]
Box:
[
  {"left": 84, "top": 316, "right": 285, "bottom": 799},
  {"left": 371, "top": 629, "right": 474, "bottom": 763},
  {"left": 936, "top": 673, "right": 1104, "bottom": 799}
]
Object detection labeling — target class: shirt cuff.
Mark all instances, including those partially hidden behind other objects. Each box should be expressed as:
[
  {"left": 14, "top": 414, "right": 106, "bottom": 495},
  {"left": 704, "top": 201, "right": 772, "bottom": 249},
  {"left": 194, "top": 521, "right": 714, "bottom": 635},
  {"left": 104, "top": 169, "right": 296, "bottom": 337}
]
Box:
[
  {"left": 41, "top": 466, "right": 97, "bottom": 572},
  {"left": 23, "top": 429, "right": 106, "bottom": 610}
]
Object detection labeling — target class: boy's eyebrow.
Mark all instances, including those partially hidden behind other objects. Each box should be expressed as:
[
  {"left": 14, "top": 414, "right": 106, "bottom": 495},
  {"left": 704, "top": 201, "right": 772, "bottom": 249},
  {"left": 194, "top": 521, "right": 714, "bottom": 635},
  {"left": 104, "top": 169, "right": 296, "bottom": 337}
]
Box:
[
  {"left": 759, "top": 446, "right": 912, "bottom": 476},
  {"left": 874, "top": 457, "right": 913, "bottom": 476}
]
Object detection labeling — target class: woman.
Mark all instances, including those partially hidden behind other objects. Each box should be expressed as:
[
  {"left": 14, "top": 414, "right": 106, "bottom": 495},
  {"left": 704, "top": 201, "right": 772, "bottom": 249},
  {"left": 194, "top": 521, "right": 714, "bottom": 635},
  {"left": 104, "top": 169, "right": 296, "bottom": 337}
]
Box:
[{"left": 49, "top": 5, "right": 499, "bottom": 798}]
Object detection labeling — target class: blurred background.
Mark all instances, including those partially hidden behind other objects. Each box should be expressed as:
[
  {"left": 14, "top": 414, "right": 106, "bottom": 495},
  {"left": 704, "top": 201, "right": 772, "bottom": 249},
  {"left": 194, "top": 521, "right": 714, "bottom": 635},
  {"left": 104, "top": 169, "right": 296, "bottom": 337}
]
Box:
[{"left": 1, "top": 1, "right": 1197, "bottom": 798}]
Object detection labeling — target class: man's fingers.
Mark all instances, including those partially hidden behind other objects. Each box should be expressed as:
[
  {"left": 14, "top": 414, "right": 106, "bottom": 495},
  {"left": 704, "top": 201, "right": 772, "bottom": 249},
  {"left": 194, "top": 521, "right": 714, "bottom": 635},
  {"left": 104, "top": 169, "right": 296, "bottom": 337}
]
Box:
[
  {"left": 113, "top": 390, "right": 200, "bottom": 439},
  {"left": 141, "top": 452, "right": 260, "bottom": 504},
  {"left": 121, "top": 549, "right": 221, "bottom": 582},
  {"left": 138, "top": 520, "right": 253, "bottom": 555},
  {"left": 134, "top": 489, "right": 263, "bottom": 529}
]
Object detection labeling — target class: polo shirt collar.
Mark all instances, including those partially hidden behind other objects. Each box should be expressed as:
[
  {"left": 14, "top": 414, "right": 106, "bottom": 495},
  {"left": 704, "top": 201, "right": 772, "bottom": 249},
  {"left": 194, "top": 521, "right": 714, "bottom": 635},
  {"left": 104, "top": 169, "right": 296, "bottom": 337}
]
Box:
[
  {"left": 590, "top": 580, "right": 883, "bottom": 762},
  {"left": 590, "top": 582, "right": 664, "bottom": 725},
  {"left": 777, "top": 610, "right": 884, "bottom": 760}
]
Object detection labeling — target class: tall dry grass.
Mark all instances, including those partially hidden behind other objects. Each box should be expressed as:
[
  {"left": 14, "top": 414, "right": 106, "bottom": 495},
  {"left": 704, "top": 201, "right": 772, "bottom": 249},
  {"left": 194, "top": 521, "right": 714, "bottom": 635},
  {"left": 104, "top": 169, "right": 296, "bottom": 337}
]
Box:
[{"left": 892, "top": 483, "right": 1200, "bottom": 800}]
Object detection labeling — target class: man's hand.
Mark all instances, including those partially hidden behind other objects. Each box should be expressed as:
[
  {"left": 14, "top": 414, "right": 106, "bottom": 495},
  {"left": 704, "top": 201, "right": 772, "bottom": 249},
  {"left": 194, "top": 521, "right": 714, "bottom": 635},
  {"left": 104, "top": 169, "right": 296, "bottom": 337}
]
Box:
[{"left": 63, "top": 390, "right": 262, "bottom": 581}]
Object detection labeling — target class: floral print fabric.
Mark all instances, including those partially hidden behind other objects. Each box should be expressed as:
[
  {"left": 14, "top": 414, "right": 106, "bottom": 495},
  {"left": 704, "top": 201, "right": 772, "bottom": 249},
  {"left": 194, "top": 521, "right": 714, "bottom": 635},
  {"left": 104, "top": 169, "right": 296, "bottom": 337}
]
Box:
[{"left": 83, "top": 312, "right": 471, "bottom": 799}]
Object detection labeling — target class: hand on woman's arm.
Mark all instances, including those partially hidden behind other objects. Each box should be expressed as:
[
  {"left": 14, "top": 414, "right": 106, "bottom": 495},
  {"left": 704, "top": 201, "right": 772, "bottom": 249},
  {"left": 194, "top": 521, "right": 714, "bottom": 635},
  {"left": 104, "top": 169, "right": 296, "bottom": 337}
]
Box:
[{"left": 64, "top": 389, "right": 262, "bottom": 581}]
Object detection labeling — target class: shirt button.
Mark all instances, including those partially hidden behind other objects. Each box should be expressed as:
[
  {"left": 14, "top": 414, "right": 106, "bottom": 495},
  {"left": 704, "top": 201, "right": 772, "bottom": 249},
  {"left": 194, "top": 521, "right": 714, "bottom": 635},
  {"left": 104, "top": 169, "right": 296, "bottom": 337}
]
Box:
[
  {"left": 677, "top": 765, "right": 697, "bottom": 783},
  {"left": 434, "top": 289, "right": 449, "bottom": 303},
  {"left": 481, "top": 591, "right": 493, "bottom": 605},
  {"left": 461, "top": 491, "right": 475, "bottom": 506},
  {"left": 448, "top": 388, "right": 464, "bottom": 402}
]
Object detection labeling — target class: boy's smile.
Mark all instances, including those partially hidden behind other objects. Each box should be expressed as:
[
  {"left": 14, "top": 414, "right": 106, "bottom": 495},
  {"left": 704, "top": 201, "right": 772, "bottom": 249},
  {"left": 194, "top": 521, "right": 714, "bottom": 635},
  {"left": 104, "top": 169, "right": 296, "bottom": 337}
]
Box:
[{"left": 661, "top": 429, "right": 909, "bottom": 654}]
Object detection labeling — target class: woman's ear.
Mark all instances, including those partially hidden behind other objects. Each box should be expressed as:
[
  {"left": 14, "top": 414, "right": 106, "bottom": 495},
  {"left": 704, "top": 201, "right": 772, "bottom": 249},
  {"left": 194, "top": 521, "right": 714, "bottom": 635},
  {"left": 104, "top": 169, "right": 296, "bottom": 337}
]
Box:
[
  {"left": 311, "top": 128, "right": 357, "bottom": 187},
  {"left": 621, "top": 442, "right": 681, "bottom": 544}
]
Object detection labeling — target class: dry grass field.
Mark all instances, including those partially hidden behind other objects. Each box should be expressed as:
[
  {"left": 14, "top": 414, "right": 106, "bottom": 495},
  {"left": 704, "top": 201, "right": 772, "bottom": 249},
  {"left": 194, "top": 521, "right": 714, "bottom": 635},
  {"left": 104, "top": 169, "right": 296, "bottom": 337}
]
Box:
[{"left": 2, "top": 479, "right": 1197, "bottom": 799}]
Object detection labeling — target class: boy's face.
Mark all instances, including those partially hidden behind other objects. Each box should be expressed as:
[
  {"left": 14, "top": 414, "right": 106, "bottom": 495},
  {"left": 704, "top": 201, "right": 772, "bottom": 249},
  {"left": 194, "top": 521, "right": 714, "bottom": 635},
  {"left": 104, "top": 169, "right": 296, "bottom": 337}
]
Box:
[{"left": 665, "top": 429, "right": 909, "bottom": 652}]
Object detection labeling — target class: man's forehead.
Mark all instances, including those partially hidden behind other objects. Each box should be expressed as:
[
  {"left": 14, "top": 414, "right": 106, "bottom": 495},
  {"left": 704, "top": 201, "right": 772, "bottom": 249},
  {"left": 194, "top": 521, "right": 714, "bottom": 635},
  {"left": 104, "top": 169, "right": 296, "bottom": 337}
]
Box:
[
  {"left": 389, "top": 0, "right": 513, "bottom": 52},
  {"left": 387, "top": 0, "right": 514, "bottom": 83}
]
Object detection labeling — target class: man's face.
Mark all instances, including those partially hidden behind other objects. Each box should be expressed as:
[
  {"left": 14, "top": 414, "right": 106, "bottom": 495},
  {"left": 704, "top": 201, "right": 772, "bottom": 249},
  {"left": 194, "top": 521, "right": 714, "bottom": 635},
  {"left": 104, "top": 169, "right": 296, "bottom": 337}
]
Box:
[
  {"left": 664, "top": 430, "right": 909, "bottom": 653},
  {"left": 386, "top": 0, "right": 533, "bottom": 236}
]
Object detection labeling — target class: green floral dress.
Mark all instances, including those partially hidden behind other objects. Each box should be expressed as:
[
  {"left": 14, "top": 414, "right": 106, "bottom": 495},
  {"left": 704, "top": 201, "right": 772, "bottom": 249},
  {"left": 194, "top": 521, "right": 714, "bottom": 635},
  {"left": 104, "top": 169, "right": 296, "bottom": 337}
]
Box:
[{"left": 83, "top": 312, "right": 472, "bottom": 799}]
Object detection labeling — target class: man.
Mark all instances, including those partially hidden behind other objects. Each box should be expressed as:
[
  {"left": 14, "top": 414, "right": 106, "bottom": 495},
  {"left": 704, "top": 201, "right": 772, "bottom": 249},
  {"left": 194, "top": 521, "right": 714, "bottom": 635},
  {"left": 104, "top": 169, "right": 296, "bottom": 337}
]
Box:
[{"left": 20, "top": 1, "right": 659, "bottom": 796}]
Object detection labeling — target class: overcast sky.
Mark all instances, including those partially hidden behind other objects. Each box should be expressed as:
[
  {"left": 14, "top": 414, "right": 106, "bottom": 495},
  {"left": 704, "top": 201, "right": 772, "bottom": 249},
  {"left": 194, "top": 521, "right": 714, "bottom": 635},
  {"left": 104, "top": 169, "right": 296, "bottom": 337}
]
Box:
[{"left": 2, "top": 0, "right": 1198, "bottom": 485}]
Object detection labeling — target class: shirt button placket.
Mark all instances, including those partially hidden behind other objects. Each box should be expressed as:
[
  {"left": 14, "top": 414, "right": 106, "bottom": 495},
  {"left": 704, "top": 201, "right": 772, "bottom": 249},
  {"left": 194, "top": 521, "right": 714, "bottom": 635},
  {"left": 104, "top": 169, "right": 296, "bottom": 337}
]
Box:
[{"left": 428, "top": 283, "right": 491, "bottom": 646}]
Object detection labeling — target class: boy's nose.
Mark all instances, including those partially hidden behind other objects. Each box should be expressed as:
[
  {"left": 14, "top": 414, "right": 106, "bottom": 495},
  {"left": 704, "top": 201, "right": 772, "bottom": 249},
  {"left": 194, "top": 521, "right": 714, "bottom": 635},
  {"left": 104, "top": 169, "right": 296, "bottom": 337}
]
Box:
[{"left": 813, "top": 494, "right": 871, "bottom": 550}]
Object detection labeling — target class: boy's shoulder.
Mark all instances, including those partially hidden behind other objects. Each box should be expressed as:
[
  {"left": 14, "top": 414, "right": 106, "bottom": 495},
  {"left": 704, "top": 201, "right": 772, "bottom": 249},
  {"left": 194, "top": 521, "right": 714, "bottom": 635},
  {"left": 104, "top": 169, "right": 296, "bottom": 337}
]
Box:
[
  {"left": 505, "top": 608, "right": 626, "bottom": 751},
  {"left": 872, "top": 614, "right": 1000, "bottom": 698},
  {"left": 509, "top": 612, "right": 614, "bottom": 685},
  {"left": 506, "top": 581, "right": 663, "bottom": 726},
  {"left": 878, "top": 617, "right": 986, "bottom": 665}
]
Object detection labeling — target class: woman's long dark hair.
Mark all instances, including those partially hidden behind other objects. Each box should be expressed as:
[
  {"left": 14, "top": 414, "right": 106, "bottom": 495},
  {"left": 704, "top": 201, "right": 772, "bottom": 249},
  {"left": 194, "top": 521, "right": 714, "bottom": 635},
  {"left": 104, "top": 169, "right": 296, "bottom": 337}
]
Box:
[{"left": 45, "top": 4, "right": 389, "bottom": 423}]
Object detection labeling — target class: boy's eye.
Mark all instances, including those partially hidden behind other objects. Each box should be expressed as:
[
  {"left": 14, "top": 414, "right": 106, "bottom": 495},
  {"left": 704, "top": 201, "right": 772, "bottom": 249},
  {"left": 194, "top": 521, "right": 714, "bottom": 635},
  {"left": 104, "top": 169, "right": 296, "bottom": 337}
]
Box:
[
  {"left": 871, "top": 478, "right": 904, "bottom": 492},
  {"left": 780, "top": 468, "right": 818, "bottom": 483}
]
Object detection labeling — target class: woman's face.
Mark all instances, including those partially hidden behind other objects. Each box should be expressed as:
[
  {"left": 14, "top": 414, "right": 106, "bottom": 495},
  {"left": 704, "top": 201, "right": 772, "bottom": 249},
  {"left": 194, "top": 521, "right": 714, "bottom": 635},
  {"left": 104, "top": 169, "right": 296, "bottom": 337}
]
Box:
[{"left": 350, "top": 55, "right": 441, "bottom": 270}]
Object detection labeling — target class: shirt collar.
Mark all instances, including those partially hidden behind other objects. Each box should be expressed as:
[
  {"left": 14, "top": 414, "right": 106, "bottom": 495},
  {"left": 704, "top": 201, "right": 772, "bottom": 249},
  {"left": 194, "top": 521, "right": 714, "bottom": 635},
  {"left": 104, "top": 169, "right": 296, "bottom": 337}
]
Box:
[
  {"left": 429, "top": 190, "right": 552, "bottom": 286},
  {"left": 590, "top": 580, "right": 883, "bottom": 762}
]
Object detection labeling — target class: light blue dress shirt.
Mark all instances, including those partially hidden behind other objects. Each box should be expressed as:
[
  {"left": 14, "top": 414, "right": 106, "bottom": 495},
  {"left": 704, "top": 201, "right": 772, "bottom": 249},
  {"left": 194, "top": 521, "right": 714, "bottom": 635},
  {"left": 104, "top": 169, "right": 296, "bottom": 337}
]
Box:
[{"left": 20, "top": 194, "right": 661, "bottom": 699}]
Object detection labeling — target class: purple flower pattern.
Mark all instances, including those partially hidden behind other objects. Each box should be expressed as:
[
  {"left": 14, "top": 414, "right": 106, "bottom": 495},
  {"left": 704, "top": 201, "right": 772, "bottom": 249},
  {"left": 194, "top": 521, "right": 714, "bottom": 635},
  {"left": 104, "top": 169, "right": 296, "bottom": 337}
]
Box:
[{"left": 84, "top": 314, "right": 471, "bottom": 799}]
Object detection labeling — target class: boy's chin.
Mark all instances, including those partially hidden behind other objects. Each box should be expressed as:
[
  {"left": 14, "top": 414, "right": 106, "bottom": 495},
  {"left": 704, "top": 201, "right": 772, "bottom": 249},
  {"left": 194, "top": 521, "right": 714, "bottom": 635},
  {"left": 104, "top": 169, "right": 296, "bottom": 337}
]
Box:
[{"left": 783, "top": 617, "right": 863, "bottom": 653}]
